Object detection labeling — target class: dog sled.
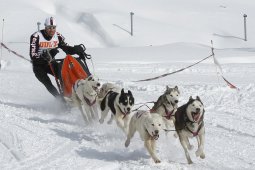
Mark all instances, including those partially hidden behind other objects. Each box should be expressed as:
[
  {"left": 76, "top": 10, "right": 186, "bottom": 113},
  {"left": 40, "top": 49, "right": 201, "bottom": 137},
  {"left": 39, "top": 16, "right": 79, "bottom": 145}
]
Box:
[{"left": 52, "top": 47, "right": 92, "bottom": 98}]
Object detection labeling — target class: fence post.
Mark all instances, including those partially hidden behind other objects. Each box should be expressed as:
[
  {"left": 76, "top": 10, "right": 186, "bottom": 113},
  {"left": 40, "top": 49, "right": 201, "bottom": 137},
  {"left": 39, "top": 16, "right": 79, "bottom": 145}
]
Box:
[
  {"left": 130, "top": 12, "right": 134, "bottom": 36},
  {"left": 37, "top": 22, "right": 41, "bottom": 31},
  {"left": 243, "top": 14, "right": 247, "bottom": 41}
]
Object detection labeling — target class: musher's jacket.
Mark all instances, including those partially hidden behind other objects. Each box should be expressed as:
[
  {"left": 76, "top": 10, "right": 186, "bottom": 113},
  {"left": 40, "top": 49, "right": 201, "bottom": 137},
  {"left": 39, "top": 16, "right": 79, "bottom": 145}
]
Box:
[{"left": 29, "top": 30, "right": 67, "bottom": 65}]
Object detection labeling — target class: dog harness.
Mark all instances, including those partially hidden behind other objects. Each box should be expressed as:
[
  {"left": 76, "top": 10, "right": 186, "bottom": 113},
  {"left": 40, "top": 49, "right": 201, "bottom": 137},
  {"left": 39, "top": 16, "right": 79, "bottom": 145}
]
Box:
[
  {"left": 73, "top": 80, "right": 97, "bottom": 106},
  {"left": 150, "top": 102, "right": 176, "bottom": 120},
  {"left": 184, "top": 114, "right": 204, "bottom": 137},
  {"left": 162, "top": 104, "right": 175, "bottom": 120},
  {"left": 117, "top": 105, "right": 130, "bottom": 119},
  {"left": 135, "top": 110, "right": 147, "bottom": 119}
]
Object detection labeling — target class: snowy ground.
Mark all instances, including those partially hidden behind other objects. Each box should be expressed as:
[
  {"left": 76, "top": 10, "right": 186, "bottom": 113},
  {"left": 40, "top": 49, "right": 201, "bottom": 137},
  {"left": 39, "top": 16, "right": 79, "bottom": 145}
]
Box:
[{"left": 1, "top": 0, "right": 255, "bottom": 170}]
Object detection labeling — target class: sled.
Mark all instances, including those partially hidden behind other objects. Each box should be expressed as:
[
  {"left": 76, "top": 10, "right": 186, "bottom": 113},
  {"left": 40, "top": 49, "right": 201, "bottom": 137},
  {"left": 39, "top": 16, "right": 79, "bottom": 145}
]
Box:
[{"left": 60, "top": 55, "right": 89, "bottom": 97}]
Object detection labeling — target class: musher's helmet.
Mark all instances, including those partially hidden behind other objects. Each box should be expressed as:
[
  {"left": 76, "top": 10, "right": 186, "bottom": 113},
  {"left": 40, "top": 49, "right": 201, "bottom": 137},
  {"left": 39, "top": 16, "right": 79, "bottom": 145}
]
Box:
[{"left": 44, "top": 17, "right": 57, "bottom": 27}]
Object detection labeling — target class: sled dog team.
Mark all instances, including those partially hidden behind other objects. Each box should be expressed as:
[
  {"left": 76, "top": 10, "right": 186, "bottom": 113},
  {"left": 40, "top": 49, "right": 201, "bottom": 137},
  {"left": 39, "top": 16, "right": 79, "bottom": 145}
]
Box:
[{"left": 66, "top": 75, "right": 205, "bottom": 164}]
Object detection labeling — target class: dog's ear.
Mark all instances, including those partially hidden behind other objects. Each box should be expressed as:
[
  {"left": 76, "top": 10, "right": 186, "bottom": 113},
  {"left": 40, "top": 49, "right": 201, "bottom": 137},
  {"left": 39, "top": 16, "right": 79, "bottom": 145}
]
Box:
[
  {"left": 174, "top": 85, "right": 178, "bottom": 90},
  {"left": 189, "top": 96, "right": 193, "bottom": 101},
  {"left": 196, "top": 96, "right": 201, "bottom": 101},
  {"left": 196, "top": 96, "right": 204, "bottom": 105},
  {"left": 166, "top": 85, "right": 170, "bottom": 91},
  {"left": 121, "top": 88, "right": 124, "bottom": 94},
  {"left": 128, "top": 90, "right": 132, "bottom": 95}
]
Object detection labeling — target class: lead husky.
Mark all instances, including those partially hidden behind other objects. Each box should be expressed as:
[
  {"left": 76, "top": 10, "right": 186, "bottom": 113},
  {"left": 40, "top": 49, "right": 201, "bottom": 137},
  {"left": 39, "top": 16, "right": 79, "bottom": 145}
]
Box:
[
  {"left": 175, "top": 96, "right": 205, "bottom": 164},
  {"left": 125, "top": 111, "right": 164, "bottom": 163},
  {"left": 99, "top": 89, "right": 135, "bottom": 134},
  {"left": 68, "top": 75, "right": 101, "bottom": 124},
  {"left": 151, "top": 86, "right": 180, "bottom": 130}
]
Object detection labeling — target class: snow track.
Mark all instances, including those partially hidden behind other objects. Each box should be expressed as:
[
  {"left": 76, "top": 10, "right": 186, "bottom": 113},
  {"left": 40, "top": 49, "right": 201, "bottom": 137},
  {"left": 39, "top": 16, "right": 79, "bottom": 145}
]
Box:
[{"left": 1, "top": 41, "right": 255, "bottom": 169}]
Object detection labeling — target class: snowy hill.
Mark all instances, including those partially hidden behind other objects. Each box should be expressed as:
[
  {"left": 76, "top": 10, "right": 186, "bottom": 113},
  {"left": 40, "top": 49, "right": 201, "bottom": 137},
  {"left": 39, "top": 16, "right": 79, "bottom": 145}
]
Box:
[{"left": 0, "top": 0, "right": 255, "bottom": 169}]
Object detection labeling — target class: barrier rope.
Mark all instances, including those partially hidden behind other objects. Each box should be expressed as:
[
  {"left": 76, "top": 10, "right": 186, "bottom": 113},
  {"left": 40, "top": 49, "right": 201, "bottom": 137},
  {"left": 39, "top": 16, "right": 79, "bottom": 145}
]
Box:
[
  {"left": 133, "top": 54, "right": 213, "bottom": 82},
  {"left": 0, "top": 42, "right": 31, "bottom": 62},
  {"left": 210, "top": 40, "right": 238, "bottom": 90},
  {"left": 1, "top": 41, "right": 238, "bottom": 90}
]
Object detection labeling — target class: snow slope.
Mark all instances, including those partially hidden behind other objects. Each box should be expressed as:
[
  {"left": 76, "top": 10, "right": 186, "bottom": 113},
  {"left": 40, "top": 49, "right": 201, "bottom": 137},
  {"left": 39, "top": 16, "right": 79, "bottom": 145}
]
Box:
[{"left": 1, "top": 0, "right": 255, "bottom": 169}]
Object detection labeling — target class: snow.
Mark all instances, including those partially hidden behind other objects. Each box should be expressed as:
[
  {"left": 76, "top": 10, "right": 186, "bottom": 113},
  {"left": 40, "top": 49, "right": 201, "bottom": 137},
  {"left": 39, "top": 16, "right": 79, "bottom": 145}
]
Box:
[{"left": 1, "top": 0, "right": 255, "bottom": 169}]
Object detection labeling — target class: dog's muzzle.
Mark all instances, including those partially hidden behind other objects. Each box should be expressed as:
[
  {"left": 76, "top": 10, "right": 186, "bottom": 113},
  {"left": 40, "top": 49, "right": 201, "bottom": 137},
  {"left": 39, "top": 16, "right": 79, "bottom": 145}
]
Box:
[
  {"left": 93, "top": 83, "right": 100, "bottom": 92},
  {"left": 152, "top": 130, "right": 159, "bottom": 140}
]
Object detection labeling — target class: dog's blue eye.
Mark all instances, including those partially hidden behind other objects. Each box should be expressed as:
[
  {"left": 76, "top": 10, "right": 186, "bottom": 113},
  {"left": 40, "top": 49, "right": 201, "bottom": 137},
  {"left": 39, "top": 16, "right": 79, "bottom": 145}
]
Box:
[
  {"left": 170, "top": 95, "right": 173, "bottom": 97},
  {"left": 159, "top": 124, "right": 161, "bottom": 126},
  {"left": 152, "top": 124, "right": 154, "bottom": 126}
]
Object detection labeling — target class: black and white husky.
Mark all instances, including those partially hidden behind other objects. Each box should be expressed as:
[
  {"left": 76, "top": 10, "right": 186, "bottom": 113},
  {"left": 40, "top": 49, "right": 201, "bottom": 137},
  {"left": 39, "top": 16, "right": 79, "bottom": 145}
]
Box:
[
  {"left": 175, "top": 96, "right": 205, "bottom": 164},
  {"left": 99, "top": 89, "right": 135, "bottom": 134},
  {"left": 151, "top": 86, "right": 180, "bottom": 130}
]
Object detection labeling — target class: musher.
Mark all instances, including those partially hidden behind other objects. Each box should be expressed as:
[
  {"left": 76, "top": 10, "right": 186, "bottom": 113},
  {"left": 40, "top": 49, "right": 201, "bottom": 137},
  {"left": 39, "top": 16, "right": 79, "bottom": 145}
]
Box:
[{"left": 29, "top": 16, "right": 87, "bottom": 100}]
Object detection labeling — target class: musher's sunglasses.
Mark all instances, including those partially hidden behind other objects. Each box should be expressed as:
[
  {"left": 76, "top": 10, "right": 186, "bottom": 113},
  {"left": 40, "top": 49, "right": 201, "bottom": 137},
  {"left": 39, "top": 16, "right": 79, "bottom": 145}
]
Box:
[{"left": 46, "top": 26, "right": 56, "bottom": 29}]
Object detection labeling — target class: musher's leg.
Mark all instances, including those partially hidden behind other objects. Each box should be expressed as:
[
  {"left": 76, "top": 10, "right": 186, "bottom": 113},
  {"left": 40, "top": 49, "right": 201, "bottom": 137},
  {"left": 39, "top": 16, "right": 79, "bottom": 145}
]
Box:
[{"left": 33, "top": 65, "right": 59, "bottom": 97}]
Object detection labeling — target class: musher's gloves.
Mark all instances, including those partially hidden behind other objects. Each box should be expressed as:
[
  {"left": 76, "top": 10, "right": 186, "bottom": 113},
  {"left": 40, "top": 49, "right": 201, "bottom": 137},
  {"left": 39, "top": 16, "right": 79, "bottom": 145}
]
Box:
[
  {"left": 49, "top": 48, "right": 59, "bottom": 57},
  {"left": 41, "top": 50, "right": 52, "bottom": 61},
  {"left": 41, "top": 48, "right": 59, "bottom": 61},
  {"left": 73, "top": 44, "right": 85, "bottom": 54}
]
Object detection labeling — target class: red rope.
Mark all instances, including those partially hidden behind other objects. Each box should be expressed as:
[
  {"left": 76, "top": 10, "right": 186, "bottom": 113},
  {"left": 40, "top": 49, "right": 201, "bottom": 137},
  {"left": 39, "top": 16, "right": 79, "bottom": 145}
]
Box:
[{"left": 133, "top": 54, "right": 213, "bottom": 82}]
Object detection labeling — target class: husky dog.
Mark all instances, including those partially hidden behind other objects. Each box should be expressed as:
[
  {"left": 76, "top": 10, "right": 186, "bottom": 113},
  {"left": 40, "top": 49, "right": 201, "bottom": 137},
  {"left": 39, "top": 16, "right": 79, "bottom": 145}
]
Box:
[
  {"left": 151, "top": 86, "right": 180, "bottom": 130},
  {"left": 125, "top": 111, "right": 164, "bottom": 163},
  {"left": 69, "top": 75, "right": 101, "bottom": 124},
  {"left": 175, "top": 96, "right": 205, "bottom": 164},
  {"left": 99, "top": 89, "right": 134, "bottom": 134}
]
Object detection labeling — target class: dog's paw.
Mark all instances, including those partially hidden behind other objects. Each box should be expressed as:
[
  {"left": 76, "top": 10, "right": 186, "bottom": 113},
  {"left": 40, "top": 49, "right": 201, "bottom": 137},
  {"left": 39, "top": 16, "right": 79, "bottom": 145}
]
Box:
[
  {"left": 125, "top": 139, "right": 130, "bottom": 147},
  {"left": 200, "top": 152, "right": 205, "bottom": 159},
  {"left": 107, "top": 120, "right": 113, "bottom": 124},
  {"left": 188, "top": 160, "right": 193, "bottom": 164},
  {"left": 99, "top": 119, "right": 104, "bottom": 124},
  {"left": 195, "top": 149, "right": 203, "bottom": 157},
  {"left": 188, "top": 144, "right": 194, "bottom": 150},
  {"left": 154, "top": 158, "right": 161, "bottom": 163}
]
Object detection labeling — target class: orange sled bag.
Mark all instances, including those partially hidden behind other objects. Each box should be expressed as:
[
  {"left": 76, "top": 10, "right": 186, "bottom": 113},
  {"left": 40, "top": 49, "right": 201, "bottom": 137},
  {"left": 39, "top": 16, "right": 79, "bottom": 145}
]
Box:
[{"left": 61, "top": 55, "right": 89, "bottom": 97}]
